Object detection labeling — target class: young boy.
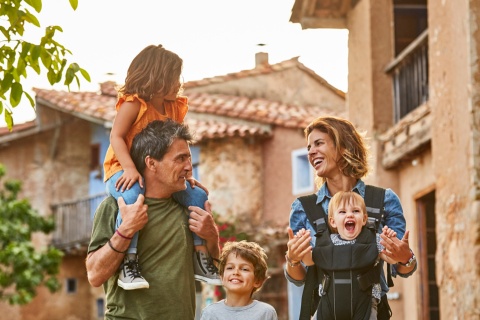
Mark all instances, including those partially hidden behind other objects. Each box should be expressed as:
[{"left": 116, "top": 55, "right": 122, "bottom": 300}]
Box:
[
  {"left": 298, "top": 191, "right": 399, "bottom": 320},
  {"left": 200, "top": 241, "right": 278, "bottom": 320}
]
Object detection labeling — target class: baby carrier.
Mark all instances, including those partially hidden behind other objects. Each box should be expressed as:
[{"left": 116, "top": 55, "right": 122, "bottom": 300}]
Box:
[{"left": 298, "top": 185, "right": 391, "bottom": 320}]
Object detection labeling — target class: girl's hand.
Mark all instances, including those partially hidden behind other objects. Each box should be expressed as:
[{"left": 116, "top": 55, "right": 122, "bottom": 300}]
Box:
[
  {"left": 186, "top": 177, "right": 209, "bottom": 195},
  {"left": 115, "top": 168, "right": 143, "bottom": 192}
]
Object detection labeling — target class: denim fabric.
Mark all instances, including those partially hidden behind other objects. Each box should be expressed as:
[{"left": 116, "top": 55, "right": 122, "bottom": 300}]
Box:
[
  {"left": 287, "top": 179, "right": 417, "bottom": 293},
  {"left": 106, "top": 170, "right": 145, "bottom": 254},
  {"left": 173, "top": 182, "right": 208, "bottom": 246}
]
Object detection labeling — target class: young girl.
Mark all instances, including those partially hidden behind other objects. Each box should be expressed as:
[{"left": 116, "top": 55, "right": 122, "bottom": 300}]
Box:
[{"left": 103, "top": 44, "right": 221, "bottom": 290}]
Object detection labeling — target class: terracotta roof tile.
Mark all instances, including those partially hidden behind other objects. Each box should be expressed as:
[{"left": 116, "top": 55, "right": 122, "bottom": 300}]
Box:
[
  {"left": 184, "top": 57, "right": 346, "bottom": 99},
  {"left": 12, "top": 72, "right": 345, "bottom": 141}
]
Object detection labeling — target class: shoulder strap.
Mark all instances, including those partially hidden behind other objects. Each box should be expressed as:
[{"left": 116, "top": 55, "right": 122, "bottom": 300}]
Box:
[
  {"left": 364, "top": 185, "right": 385, "bottom": 231},
  {"left": 298, "top": 194, "right": 328, "bottom": 235},
  {"left": 365, "top": 185, "right": 395, "bottom": 288},
  {"left": 297, "top": 194, "right": 324, "bottom": 320}
]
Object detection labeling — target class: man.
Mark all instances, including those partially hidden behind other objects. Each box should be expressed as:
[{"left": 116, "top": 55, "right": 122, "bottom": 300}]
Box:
[{"left": 86, "top": 120, "right": 220, "bottom": 319}]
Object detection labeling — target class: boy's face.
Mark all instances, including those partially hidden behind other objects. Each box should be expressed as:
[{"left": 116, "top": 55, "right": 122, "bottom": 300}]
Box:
[
  {"left": 221, "top": 253, "right": 262, "bottom": 297},
  {"left": 329, "top": 200, "right": 367, "bottom": 240}
]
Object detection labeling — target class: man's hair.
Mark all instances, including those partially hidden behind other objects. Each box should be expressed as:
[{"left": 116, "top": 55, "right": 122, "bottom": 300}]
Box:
[
  {"left": 119, "top": 44, "right": 183, "bottom": 101},
  {"left": 304, "top": 116, "right": 370, "bottom": 182},
  {"left": 328, "top": 191, "right": 368, "bottom": 233},
  {"left": 218, "top": 241, "right": 269, "bottom": 295},
  {"left": 130, "top": 119, "right": 194, "bottom": 174}
]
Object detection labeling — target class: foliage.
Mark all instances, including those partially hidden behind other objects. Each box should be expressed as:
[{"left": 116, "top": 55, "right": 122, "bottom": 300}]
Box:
[
  {"left": 0, "top": 0, "right": 90, "bottom": 130},
  {"left": 212, "top": 212, "right": 250, "bottom": 248},
  {"left": 0, "top": 164, "right": 63, "bottom": 305}
]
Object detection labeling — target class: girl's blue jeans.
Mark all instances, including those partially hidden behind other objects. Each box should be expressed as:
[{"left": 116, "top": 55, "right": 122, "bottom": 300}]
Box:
[{"left": 106, "top": 170, "right": 207, "bottom": 254}]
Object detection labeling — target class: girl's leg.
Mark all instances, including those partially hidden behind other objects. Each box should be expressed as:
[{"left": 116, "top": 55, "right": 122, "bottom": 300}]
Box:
[
  {"left": 106, "top": 170, "right": 144, "bottom": 254},
  {"left": 106, "top": 171, "right": 149, "bottom": 290},
  {"left": 172, "top": 183, "right": 221, "bottom": 285},
  {"left": 172, "top": 182, "right": 208, "bottom": 246}
]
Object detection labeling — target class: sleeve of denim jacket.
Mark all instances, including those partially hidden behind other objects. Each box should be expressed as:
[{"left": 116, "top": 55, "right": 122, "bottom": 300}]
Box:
[{"left": 383, "top": 188, "right": 417, "bottom": 277}]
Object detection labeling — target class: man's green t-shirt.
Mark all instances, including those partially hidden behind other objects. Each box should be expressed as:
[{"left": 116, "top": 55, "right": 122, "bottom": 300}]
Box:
[{"left": 88, "top": 196, "right": 195, "bottom": 320}]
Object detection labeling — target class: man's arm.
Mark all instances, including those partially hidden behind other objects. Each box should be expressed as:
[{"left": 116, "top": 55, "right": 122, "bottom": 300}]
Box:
[
  {"left": 86, "top": 195, "right": 148, "bottom": 287},
  {"left": 188, "top": 201, "right": 220, "bottom": 259}
]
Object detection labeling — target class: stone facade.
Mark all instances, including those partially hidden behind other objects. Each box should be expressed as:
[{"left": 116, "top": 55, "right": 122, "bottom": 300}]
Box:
[{"left": 291, "top": 0, "right": 480, "bottom": 318}]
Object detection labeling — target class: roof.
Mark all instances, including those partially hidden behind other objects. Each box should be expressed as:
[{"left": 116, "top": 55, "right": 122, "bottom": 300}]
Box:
[
  {"left": 185, "top": 57, "right": 345, "bottom": 99},
  {"left": 1, "top": 56, "right": 345, "bottom": 141}
]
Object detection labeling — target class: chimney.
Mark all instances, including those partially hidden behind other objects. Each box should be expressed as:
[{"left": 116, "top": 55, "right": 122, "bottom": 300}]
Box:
[{"left": 255, "top": 43, "right": 268, "bottom": 68}]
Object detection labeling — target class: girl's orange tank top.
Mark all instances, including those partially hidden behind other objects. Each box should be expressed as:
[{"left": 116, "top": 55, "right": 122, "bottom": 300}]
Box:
[{"left": 103, "top": 94, "right": 188, "bottom": 182}]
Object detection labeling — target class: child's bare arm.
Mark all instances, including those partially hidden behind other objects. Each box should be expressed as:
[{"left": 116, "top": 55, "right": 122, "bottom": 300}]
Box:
[{"left": 110, "top": 101, "right": 143, "bottom": 191}]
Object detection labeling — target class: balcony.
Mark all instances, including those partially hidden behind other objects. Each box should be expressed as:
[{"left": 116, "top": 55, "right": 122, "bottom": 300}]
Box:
[
  {"left": 51, "top": 193, "right": 107, "bottom": 252},
  {"left": 381, "top": 30, "right": 431, "bottom": 169},
  {"left": 385, "top": 29, "right": 429, "bottom": 123}
]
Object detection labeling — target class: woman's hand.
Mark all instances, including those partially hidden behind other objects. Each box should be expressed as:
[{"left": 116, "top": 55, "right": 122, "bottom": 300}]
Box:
[
  {"left": 380, "top": 226, "right": 411, "bottom": 263},
  {"left": 286, "top": 227, "right": 312, "bottom": 262}
]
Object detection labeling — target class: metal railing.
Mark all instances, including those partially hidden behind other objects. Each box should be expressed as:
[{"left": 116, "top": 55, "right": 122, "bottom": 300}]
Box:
[
  {"left": 51, "top": 193, "right": 107, "bottom": 250},
  {"left": 385, "top": 29, "right": 429, "bottom": 123}
]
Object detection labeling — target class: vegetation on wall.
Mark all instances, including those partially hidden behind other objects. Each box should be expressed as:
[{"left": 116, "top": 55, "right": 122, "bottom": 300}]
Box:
[
  {"left": 0, "top": 164, "right": 63, "bottom": 305},
  {"left": 0, "top": 0, "right": 90, "bottom": 130}
]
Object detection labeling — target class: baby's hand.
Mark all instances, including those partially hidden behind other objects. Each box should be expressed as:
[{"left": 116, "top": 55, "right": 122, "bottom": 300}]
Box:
[
  {"left": 382, "top": 225, "right": 397, "bottom": 239},
  {"left": 186, "top": 177, "right": 209, "bottom": 195}
]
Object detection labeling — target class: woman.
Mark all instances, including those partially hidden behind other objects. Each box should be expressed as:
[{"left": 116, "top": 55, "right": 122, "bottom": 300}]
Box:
[{"left": 284, "top": 116, "right": 417, "bottom": 320}]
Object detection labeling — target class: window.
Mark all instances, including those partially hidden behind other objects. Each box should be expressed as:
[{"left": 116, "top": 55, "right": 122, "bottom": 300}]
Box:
[
  {"left": 96, "top": 298, "right": 105, "bottom": 318},
  {"left": 291, "top": 148, "right": 314, "bottom": 195},
  {"left": 191, "top": 146, "right": 200, "bottom": 180},
  {"left": 66, "top": 278, "right": 77, "bottom": 294},
  {"left": 90, "top": 144, "right": 101, "bottom": 170}
]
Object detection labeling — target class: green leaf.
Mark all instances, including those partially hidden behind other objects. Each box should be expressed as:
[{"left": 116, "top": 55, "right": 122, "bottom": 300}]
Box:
[
  {"left": 10, "top": 82, "right": 23, "bottom": 107},
  {"left": 80, "top": 68, "right": 91, "bottom": 82},
  {"left": 69, "top": 0, "right": 79, "bottom": 10},
  {"left": 24, "top": 10, "right": 40, "bottom": 27},
  {"left": 64, "top": 68, "right": 74, "bottom": 86},
  {"left": 24, "top": 92, "right": 35, "bottom": 107},
  {"left": 24, "top": 0, "right": 42, "bottom": 13},
  {"left": 4, "top": 109, "right": 13, "bottom": 130}
]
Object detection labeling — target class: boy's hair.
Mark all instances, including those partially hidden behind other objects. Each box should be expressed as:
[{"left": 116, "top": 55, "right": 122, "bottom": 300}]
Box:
[
  {"left": 119, "top": 44, "right": 183, "bottom": 101},
  {"left": 328, "top": 191, "right": 368, "bottom": 233},
  {"left": 130, "top": 119, "right": 194, "bottom": 174},
  {"left": 304, "top": 116, "right": 370, "bottom": 184},
  {"left": 218, "top": 241, "right": 268, "bottom": 294}
]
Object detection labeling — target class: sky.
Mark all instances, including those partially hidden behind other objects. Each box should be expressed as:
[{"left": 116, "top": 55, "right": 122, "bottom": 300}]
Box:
[{"left": 3, "top": 0, "right": 348, "bottom": 126}]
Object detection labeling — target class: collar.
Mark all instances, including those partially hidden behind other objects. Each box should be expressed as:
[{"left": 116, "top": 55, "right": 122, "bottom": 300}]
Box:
[{"left": 316, "top": 179, "right": 366, "bottom": 205}]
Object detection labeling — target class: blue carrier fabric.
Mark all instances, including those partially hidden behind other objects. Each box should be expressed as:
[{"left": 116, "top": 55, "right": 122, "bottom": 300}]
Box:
[{"left": 298, "top": 185, "right": 387, "bottom": 320}]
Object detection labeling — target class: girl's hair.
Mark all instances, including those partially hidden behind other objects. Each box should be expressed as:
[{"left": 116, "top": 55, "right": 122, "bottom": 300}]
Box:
[
  {"left": 328, "top": 191, "right": 368, "bottom": 233},
  {"left": 304, "top": 116, "right": 370, "bottom": 183},
  {"left": 218, "top": 241, "right": 268, "bottom": 295},
  {"left": 118, "top": 44, "right": 183, "bottom": 101}
]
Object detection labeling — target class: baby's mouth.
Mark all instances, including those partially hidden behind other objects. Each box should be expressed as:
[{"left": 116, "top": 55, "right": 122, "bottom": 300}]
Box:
[{"left": 345, "top": 221, "right": 355, "bottom": 232}]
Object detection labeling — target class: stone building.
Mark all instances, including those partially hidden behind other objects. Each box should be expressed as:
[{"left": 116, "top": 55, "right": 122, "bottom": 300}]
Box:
[
  {"left": 0, "top": 54, "right": 345, "bottom": 320},
  {"left": 291, "top": 0, "right": 480, "bottom": 319}
]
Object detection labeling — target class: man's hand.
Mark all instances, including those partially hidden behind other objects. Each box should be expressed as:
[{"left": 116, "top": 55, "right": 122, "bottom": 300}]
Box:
[
  {"left": 117, "top": 194, "right": 148, "bottom": 238},
  {"left": 188, "top": 201, "right": 219, "bottom": 258}
]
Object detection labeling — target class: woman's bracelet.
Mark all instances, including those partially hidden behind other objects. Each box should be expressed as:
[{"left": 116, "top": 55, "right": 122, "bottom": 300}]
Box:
[
  {"left": 285, "top": 252, "right": 301, "bottom": 267},
  {"left": 116, "top": 229, "right": 133, "bottom": 240},
  {"left": 108, "top": 240, "right": 127, "bottom": 254}
]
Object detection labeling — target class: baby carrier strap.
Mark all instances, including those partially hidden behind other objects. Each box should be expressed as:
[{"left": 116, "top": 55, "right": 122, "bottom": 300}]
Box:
[
  {"left": 297, "top": 194, "right": 326, "bottom": 320},
  {"left": 297, "top": 185, "right": 388, "bottom": 320}
]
